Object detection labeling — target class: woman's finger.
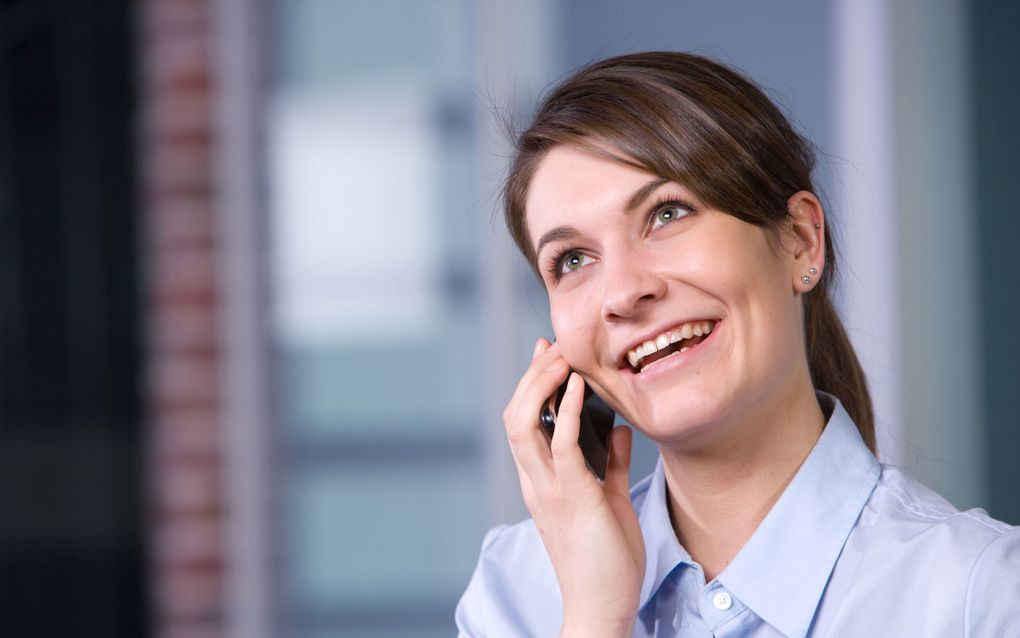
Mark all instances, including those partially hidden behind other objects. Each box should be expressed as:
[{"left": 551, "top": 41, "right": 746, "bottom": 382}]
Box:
[
  {"left": 547, "top": 372, "right": 590, "bottom": 480},
  {"left": 532, "top": 337, "right": 547, "bottom": 359},
  {"left": 504, "top": 339, "right": 559, "bottom": 425},
  {"left": 504, "top": 357, "right": 570, "bottom": 486}
]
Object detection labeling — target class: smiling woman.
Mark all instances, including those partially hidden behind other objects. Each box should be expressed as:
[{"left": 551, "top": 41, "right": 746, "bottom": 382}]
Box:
[{"left": 456, "top": 52, "right": 1020, "bottom": 637}]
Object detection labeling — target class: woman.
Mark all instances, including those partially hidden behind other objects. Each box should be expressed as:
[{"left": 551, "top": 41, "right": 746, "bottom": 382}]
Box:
[{"left": 456, "top": 52, "right": 1019, "bottom": 637}]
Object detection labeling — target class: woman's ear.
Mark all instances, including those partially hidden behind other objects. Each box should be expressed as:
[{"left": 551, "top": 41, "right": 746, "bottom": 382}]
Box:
[{"left": 784, "top": 191, "right": 825, "bottom": 292}]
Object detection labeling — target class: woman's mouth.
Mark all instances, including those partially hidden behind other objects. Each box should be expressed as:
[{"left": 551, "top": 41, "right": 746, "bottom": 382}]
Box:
[{"left": 624, "top": 319, "right": 718, "bottom": 373}]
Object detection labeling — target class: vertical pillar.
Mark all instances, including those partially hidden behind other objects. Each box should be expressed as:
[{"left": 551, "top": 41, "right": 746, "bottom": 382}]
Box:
[{"left": 140, "top": 1, "right": 226, "bottom": 636}]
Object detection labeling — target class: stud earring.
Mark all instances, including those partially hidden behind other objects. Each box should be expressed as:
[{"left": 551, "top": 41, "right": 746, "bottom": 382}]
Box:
[
  {"left": 809, "top": 267, "right": 817, "bottom": 275},
  {"left": 802, "top": 275, "right": 811, "bottom": 284},
  {"left": 813, "top": 223, "right": 821, "bottom": 229}
]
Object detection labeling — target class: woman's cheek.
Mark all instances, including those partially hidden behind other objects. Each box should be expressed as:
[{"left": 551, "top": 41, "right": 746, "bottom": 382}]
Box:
[{"left": 550, "top": 305, "right": 598, "bottom": 369}]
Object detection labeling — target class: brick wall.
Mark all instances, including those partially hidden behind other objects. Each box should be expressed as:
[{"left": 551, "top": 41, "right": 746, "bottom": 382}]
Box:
[{"left": 139, "top": 1, "right": 225, "bottom": 636}]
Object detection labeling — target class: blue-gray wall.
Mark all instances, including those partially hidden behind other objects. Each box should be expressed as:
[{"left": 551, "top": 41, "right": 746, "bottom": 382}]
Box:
[{"left": 973, "top": 0, "right": 1020, "bottom": 524}]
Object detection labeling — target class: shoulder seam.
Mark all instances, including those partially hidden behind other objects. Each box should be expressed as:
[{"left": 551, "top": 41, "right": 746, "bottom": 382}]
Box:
[
  {"left": 955, "top": 510, "right": 1011, "bottom": 534},
  {"left": 883, "top": 484, "right": 952, "bottom": 521},
  {"left": 885, "top": 481, "right": 1003, "bottom": 530}
]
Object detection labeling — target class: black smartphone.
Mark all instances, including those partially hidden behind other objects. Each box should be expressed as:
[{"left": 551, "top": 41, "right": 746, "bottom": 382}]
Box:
[{"left": 539, "top": 373, "right": 616, "bottom": 481}]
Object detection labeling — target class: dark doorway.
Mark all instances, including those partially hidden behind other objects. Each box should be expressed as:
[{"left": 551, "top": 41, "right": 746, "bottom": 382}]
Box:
[{"left": 0, "top": 0, "right": 147, "bottom": 635}]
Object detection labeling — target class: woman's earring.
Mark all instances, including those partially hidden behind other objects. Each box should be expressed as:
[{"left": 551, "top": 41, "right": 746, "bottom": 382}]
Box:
[
  {"left": 809, "top": 267, "right": 817, "bottom": 275},
  {"left": 802, "top": 275, "right": 812, "bottom": 284},
  {"left": 813, "top": 223, "right": 821, "bottom": 229}
]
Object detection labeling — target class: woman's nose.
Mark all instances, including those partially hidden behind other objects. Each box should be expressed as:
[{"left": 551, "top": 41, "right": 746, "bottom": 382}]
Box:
[{"left": 600, "top": 254, "right": 667, "bottom": 321}]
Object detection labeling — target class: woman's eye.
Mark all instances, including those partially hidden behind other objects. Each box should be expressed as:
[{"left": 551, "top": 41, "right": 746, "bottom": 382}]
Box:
[
  {"left": 559, "top": 251, "right": 593, "bottom": 275},
  {"left": 650, "top": 203, "right": 691, "bottom": 230}
]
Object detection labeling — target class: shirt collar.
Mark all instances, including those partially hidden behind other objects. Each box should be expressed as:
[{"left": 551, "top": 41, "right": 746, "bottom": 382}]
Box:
[
  {"left": 637, "top": 453, "right": 692, "bottom": 608},
  {"left": 636, "top": 392, "right": 881, "bottom": 637}
]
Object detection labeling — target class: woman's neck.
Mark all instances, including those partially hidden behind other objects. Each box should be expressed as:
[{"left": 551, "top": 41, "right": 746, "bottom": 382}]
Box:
[{"left": 658, "top": 380, "right": 826, "bottom": 583}]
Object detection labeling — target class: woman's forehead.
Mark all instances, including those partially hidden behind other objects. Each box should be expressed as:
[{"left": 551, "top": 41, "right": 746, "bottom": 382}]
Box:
[
  {"left": 525, "top": 145, "right": 665, "bottom": 241},
  {"left": 530, "top": 143, "right": 653, "bottom": 195}
]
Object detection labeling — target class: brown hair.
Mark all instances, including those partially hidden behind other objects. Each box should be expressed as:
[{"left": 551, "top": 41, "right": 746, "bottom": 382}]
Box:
[{"left": 502, "top": 51, "right": 876, "bottom": 453}]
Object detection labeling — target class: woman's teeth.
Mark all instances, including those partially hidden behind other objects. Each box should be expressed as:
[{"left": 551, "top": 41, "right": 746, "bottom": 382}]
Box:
[{"left": 625, "top": 320, "right": 715, "bottom": 371}]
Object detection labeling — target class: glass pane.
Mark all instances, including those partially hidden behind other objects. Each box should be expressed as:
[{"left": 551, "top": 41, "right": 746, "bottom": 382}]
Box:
[
  {"left": 267, "top": 0, "right": 489, "bottom": 635},
  {"left": 282, "top": 463, "right": 485, "bottom": 607},
  {"left": 277, "top": 314, "right": 483, "bottom": 438},
  {"left": 268, "top": 5, "right": 482, "bottom": 437}
]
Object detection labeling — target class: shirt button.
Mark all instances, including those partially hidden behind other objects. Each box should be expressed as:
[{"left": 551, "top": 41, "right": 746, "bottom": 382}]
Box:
[{"left": 712, "top": 591, "right": 732, "bottom": 611}]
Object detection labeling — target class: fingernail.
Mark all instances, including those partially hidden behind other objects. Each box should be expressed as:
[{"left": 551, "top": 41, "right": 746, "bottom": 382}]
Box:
[
  {"left": 532, "top": 339, "right": 543, "bottom": 359},
  {"left": 566, "top": 372, "right": 580, "bottom": 392}
]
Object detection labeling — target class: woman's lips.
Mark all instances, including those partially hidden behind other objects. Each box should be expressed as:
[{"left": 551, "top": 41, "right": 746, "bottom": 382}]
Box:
[
  {"left": 623, "top": 319, "right": 722, "bottom": 380},
  {"left": 621, "top": 319, "right": 719, "bottom": 371}
]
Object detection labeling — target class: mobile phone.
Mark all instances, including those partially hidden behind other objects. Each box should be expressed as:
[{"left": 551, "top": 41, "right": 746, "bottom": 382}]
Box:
[{"left": 539, "top": 373, "right": 615, "bottom": 481}]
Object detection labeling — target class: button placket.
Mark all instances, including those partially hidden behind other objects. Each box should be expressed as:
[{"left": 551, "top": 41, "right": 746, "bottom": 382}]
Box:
[{"left": 698, "top": 583, "right": 745, "bottom": 632}]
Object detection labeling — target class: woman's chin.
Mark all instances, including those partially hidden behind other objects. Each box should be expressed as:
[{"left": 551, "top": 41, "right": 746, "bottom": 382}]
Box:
[{"left": 627, "top": 396, "right": 727, "bottom": 447}]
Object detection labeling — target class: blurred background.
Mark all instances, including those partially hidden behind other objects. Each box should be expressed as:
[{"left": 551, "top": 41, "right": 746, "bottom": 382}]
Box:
[{"left": 1, "top": 0, "right": 1017, "bottom": 636}]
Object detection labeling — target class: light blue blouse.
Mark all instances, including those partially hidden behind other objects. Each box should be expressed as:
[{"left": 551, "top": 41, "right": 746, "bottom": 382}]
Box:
[{"left": 456, "top": 393, "right": 1020, "bottom": 637}]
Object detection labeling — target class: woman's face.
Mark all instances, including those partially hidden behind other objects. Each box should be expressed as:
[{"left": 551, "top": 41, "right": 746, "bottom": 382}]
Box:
[{"left": 526, "top": 144, "right": 817, "bottom": 448}]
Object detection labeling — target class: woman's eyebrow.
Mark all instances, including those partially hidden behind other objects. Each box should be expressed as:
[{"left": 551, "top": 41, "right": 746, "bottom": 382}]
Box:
[
  {"left": 535, "top": 226, "right": 580, "bottom": 261},
  {"left": 533, "top": 178, "right": 671, "bottom": 259},
  {"left": 625, "top": 177, "right": 670, "bottom": 212}
]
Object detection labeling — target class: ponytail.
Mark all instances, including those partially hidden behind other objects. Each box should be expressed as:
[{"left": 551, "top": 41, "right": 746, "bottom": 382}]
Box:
[{"left": 804, "top": 276, "right": 876, "bottom": 453}]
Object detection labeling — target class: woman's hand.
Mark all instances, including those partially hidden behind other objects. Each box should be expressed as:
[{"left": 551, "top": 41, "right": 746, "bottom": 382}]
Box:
[{"left": 502, "top": 338, "right": 645, "bottom": 637}]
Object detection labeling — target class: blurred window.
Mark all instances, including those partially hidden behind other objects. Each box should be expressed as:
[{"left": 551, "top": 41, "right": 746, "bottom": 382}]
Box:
[{"left": 268, "top": 1, "right": 487, "bottom": 635}]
